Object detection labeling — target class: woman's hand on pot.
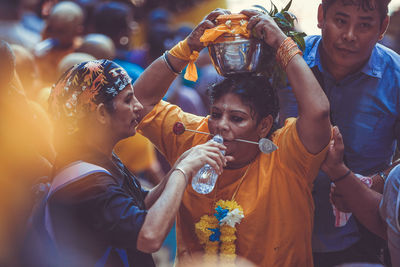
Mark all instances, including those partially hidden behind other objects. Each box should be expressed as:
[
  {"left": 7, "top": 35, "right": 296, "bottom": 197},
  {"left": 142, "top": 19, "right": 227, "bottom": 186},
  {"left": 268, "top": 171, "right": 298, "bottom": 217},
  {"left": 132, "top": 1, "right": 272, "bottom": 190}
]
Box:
[
  {"left": 241, "top": 9, "right": 286, "bottom": 50},
  {"left": 187, "top": 8, "right": 230, "bottom": 52}
]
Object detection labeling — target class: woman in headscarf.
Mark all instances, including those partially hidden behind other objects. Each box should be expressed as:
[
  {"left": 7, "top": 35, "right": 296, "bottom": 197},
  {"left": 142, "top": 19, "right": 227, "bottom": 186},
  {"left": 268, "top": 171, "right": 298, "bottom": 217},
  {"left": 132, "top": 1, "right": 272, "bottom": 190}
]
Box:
[{"left": 43, "top": 59, "right": 229, "bottom": 266}]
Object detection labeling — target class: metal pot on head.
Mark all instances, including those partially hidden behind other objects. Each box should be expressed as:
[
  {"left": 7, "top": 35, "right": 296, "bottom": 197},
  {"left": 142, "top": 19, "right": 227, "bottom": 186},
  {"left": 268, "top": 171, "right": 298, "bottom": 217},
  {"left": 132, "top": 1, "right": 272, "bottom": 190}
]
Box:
[
  {"left": 208, "top": 36, "right": 263, "bottom": 76},
  {"left": 207, "top": 14, "right": 263, "bottom": 76}
]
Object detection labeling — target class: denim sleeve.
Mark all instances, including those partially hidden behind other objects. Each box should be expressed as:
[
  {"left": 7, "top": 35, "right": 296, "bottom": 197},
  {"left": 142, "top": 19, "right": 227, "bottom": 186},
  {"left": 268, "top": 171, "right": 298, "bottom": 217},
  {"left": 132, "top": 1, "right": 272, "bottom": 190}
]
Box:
[
  {"left": 54, "top": 173, "right": 148, "bottom": 249},
  {"left": 95, "top": 184, "right": 148, "bottom": 248}
]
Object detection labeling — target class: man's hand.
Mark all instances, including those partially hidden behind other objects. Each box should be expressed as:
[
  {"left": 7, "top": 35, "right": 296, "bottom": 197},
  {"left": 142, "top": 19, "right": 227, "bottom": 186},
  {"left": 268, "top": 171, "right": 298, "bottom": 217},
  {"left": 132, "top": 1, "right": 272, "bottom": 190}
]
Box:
[
  {"left": 330, "top": 184, "right": 351, "bottom": 212},
  {"left": 321, "top": 126, "right": 349, "bottom": 180}
]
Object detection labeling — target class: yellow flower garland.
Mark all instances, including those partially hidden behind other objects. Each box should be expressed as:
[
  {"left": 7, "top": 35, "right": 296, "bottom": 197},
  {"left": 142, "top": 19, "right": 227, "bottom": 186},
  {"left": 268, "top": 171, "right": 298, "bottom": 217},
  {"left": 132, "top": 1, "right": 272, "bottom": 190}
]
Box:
[
  {"left": 195, "top": 214, "right": 219, "bottom": 265},
  {"left": 194, "top": 200, "right": 244, "bottom": 265}
]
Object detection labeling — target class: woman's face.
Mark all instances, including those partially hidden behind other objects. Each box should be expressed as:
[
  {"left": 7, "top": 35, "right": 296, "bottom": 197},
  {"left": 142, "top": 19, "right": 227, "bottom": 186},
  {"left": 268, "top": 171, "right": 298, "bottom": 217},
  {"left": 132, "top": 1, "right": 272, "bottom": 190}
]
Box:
[
  {"left": 108, "top": 84, "right": 143, "bottom": 140},
  {"left": 208, "top": 93, "right": 262, "bottom": 168}
]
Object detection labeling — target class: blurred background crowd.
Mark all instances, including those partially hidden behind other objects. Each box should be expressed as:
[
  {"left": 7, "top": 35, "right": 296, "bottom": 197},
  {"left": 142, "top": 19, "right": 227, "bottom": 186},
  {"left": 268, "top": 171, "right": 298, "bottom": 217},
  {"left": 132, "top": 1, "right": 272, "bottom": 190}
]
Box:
[{"left": 0, "top": 0, "right": 400, "bottom": 266}]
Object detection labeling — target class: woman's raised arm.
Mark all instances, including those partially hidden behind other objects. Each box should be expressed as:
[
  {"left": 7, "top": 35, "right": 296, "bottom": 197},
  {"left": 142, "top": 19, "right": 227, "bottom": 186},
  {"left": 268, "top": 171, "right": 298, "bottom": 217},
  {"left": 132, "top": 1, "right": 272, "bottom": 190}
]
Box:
[
  {"left": 133, "top": 9, "right": 228, "bottom": 118},
  {"left": 242, "top": 9, "right": 331, "bottom": 154}
]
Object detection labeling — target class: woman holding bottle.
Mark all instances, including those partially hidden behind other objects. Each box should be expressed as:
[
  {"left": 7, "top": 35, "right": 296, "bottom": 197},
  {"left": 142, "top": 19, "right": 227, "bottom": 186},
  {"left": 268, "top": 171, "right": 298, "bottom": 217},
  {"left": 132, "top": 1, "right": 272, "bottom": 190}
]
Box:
[{"left": 32, "top": 59, "right": 228, "bottom": 266}]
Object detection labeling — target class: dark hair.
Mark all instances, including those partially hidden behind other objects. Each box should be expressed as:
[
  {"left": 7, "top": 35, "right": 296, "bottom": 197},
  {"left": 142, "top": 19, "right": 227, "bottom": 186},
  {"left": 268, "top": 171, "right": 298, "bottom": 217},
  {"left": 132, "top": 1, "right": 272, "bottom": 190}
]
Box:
[
  {"left": 209, "top": 74, "right": 279, "bottom": 123},
  {"left": 322, "top": 0, "right": 391, "bottom": 22}
]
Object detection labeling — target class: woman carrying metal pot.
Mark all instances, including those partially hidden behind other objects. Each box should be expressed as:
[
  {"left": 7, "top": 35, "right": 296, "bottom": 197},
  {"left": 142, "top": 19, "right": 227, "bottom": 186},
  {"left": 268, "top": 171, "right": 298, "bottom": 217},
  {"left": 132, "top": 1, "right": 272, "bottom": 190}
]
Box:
[{"left": 134, "top": 8, "right": 331, "bottom": 266}]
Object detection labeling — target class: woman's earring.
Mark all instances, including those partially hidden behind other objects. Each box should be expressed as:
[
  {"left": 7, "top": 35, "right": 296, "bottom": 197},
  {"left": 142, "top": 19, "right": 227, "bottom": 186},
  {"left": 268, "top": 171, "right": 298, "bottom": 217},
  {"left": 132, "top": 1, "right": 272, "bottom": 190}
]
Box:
[{"left": 258, "top": 138, "right": 278, "bottom": 154}]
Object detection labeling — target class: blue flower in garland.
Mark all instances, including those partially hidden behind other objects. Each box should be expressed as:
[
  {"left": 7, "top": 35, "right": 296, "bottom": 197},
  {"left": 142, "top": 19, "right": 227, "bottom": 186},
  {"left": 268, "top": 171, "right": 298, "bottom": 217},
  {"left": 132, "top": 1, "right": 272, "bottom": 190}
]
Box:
[
  {"left": 208, "top": 228, "right": 221, "bottom": 242},
  {"left": 215, "top": 205, "right": 229, "bottom": 222}
]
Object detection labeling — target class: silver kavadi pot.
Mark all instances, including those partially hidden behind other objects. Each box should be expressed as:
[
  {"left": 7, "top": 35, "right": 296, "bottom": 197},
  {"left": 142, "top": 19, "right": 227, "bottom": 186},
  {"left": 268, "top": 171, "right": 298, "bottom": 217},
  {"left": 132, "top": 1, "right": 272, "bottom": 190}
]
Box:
[{"left": 208, "top": 35, "right": 263, "bottom": 76}]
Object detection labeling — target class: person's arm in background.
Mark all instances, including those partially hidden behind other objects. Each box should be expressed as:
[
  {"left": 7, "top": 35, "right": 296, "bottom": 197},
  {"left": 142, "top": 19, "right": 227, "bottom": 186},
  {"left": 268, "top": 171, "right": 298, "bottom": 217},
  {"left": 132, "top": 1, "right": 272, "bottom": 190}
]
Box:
[
  {"left": 134, "top": 9, "right": 228, "bottom": 118},
  {"left": 242, "top": 9, "right": 331, "bottom": 154},
  {"left": 322, "top": 126, "right": 386, "bottom": 239}
]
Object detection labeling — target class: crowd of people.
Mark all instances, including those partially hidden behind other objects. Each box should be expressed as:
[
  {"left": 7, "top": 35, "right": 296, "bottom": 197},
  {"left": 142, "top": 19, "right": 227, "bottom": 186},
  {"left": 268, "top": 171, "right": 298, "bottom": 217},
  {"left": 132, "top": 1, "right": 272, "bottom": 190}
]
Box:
[{"left": 0, "top": 0, "right": 400, "bottom": 266}]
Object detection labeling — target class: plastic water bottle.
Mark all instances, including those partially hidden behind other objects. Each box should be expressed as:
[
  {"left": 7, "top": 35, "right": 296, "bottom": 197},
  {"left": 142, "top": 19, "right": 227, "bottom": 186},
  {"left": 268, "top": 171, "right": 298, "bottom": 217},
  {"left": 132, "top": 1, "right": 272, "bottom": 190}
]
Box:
[{"left": 192, "top": 135, "right": 224, "bottom": 194}]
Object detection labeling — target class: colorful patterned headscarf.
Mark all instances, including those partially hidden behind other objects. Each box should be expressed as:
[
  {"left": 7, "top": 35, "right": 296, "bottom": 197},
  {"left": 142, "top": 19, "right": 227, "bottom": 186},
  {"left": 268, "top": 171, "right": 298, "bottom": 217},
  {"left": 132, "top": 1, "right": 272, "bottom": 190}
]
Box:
[{"left": 49, "top": 59, "right": 131, "bottom": 134}]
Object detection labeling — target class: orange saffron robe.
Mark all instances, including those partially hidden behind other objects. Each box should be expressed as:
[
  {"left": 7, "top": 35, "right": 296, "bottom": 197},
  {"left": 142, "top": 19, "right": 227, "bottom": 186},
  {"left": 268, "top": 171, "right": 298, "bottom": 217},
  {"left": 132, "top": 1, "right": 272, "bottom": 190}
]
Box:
[{"left": 138, "top": 101, "right": 329, "bottom": 267}]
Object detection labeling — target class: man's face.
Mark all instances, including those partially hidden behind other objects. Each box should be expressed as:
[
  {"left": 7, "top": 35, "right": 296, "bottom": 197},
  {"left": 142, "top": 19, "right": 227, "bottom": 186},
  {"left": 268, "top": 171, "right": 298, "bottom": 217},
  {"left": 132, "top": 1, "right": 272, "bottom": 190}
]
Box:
[{"left": 318, "top": 0, "right": 388, "bottom": 77}]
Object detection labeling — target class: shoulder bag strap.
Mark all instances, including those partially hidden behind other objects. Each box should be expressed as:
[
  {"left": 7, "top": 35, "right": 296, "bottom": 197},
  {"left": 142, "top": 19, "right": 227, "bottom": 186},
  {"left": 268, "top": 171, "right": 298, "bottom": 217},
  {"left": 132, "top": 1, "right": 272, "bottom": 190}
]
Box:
[{"left": 45, "top": 161, "right": 111, "bottom": 245}]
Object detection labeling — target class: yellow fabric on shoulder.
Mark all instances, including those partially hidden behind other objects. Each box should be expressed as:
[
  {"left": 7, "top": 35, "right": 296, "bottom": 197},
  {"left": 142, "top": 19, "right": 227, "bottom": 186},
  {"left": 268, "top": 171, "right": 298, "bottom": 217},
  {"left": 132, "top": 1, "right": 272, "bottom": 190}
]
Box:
[
  {"left": 138, "top": 100, "right": 206, "bottom": 165},
  {"left": 114, "top": 133, "right": 157, "bottom": 173},
  {"left": 138, "top": 101, "right": 329, "bottom": 267}
]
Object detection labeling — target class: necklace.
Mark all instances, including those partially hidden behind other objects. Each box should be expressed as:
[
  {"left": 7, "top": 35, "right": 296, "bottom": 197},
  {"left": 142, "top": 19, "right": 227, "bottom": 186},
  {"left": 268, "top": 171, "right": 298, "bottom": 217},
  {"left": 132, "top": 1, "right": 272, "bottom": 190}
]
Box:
[
  {"left": 211, "top": 163, "right": 251, "bottom": 210},
  {"left": 195, "top": 162, "right": 252, "bottom": 265},
  {"left": 230, "top": 163, "right": 251, "bottom": 201}
]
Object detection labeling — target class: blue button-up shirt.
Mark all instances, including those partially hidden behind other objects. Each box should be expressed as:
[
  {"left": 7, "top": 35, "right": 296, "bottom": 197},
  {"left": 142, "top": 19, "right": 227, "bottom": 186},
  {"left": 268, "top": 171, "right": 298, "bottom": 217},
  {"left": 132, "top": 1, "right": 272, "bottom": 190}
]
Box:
[{"left": 278, "top": 35, "right": 400, "bottom": 252}]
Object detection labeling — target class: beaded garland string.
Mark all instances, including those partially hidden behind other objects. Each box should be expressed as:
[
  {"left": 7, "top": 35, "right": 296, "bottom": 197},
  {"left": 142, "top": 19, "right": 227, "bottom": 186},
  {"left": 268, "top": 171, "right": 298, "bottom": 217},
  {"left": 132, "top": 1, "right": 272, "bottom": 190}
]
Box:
[{"left": 194, "top": 164, "right": 251, "bottom": 265}]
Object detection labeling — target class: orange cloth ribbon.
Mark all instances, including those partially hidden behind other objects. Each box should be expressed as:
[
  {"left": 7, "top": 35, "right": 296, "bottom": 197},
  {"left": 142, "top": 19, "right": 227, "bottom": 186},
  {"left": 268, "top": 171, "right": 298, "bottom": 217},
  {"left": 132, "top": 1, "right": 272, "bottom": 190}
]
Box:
[
  {"left": 169, "top": 39, "right": 199, "bottom": 82},
  {"left": 200, "top": 22, "right": 250, "bottom": 46}
]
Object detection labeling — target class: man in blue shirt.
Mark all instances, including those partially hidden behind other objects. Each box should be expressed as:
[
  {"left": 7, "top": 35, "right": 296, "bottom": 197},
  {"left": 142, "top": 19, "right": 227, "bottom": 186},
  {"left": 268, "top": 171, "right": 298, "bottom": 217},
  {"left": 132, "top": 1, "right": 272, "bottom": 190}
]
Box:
[{"left": 278, "top": 0, "right": 400, "bottom": 266}]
